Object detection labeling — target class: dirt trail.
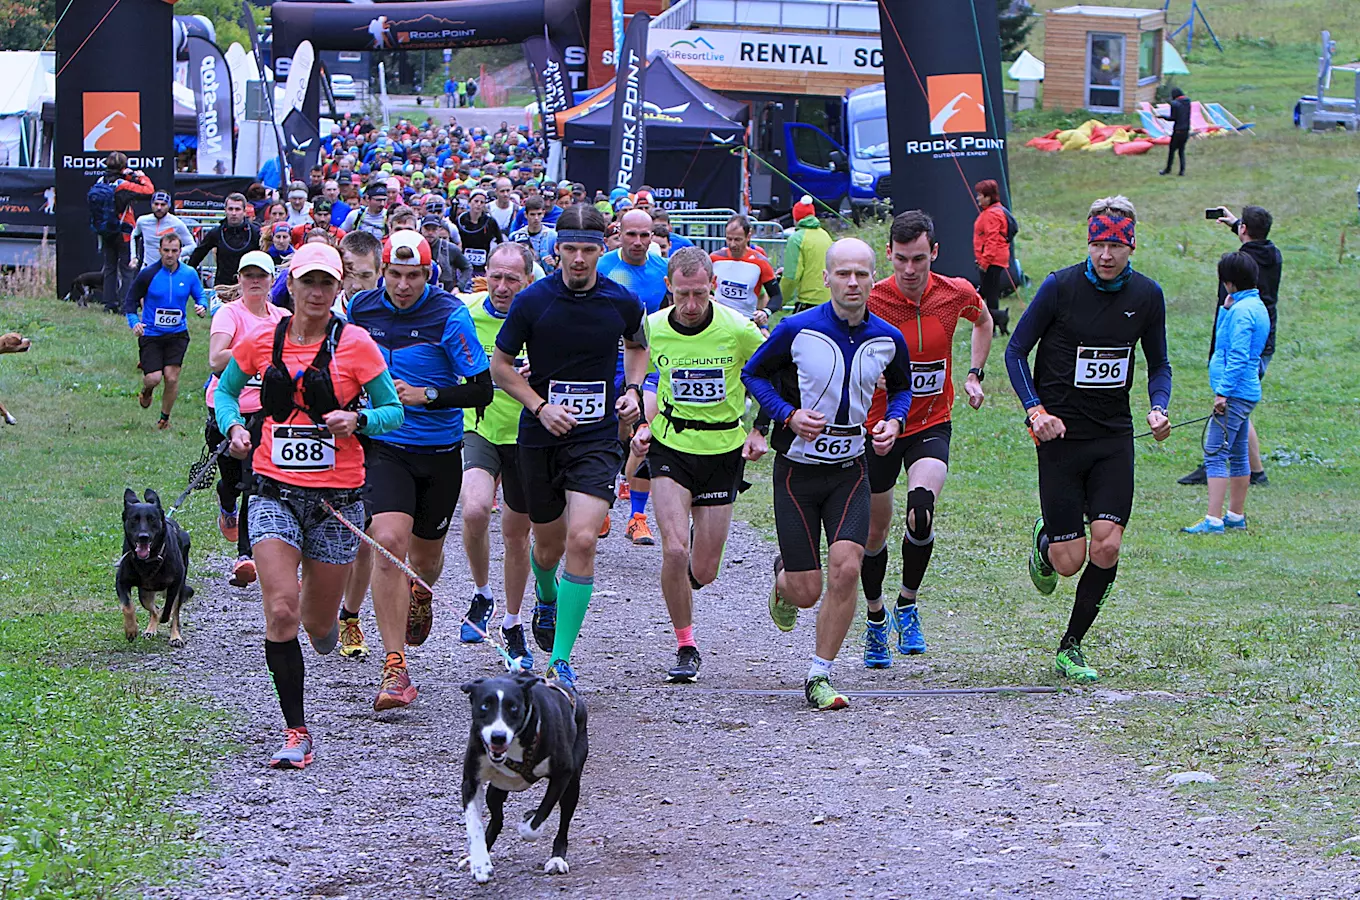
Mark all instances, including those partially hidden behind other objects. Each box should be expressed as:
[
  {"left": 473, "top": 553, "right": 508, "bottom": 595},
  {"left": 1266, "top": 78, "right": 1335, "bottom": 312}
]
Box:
[{"left": 130, "top": 509, "right": 1359, "bottom": 900}]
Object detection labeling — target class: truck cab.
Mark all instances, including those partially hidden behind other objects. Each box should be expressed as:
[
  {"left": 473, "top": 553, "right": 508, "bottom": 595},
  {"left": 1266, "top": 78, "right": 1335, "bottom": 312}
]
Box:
[{"left": 846, "top": 84, "right": 890, "bottom": 220}]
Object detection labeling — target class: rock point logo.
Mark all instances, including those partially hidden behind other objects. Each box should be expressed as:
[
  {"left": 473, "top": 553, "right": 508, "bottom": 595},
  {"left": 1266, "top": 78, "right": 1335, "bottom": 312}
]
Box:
[
  {"left": 83, "top": 92, "right": 141, "bottom": 152},
  {"left": 926, "top": 74, "right": 985, "bottom": 135}
]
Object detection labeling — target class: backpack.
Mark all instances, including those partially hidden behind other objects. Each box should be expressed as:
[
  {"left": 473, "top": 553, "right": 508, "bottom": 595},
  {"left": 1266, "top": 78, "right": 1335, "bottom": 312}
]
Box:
[
  {"left": 88, "top": 180, "right": 121, "bottom": 237},
  {"left": 1001, "top": 206, "right": 1019, "bottom": 243}
]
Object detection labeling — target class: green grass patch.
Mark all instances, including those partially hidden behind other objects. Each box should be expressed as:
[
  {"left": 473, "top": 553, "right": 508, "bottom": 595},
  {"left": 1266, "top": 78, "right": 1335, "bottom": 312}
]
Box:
[{"left": 0, "top": 298, "right": 228, "bottom": 897}]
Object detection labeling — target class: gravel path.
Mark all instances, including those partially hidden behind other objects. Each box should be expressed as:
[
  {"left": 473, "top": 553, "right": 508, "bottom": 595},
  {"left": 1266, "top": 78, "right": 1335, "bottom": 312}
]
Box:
[{"left": 128, "top": 506, "right": 1359, "bottom": 900}]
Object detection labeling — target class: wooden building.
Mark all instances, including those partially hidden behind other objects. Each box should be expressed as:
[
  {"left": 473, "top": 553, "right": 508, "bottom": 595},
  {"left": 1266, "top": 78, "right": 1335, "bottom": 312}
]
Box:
[{"left": 1043, "top": 5, "right": 1165, "bottom": 115}]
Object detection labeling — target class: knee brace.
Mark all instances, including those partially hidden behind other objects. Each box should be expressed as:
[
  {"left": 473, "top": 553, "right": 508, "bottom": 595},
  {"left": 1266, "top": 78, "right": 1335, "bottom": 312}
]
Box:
[{"left": 905, "top": 487, "right": 935, "bottom": 546}]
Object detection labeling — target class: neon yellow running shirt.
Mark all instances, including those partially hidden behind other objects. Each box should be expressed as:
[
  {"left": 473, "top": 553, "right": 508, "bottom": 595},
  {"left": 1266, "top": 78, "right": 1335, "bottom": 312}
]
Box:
[{"left": 465, "top": 292, "right": 523, "bottom": 446}]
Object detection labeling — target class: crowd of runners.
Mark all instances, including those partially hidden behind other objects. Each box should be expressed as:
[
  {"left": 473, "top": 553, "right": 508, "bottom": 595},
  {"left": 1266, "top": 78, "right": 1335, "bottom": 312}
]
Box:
[{"left": 116, "top": 133, "right": 1182, "bottom": 768}]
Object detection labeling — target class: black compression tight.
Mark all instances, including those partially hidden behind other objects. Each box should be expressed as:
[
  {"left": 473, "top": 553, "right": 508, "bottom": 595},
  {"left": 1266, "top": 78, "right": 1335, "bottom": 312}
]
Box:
[{"left": 265, "top": 638, "right": 306, "bottom": 728}]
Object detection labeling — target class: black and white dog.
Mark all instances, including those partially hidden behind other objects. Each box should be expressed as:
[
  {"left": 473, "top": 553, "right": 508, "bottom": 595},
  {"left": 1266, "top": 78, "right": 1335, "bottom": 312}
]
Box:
[
  {"left": 117, "top": 488, "right": 193, "bottom": 647},
  {"left": 460, "top": 672, "right": 588, "bottom": 883}
]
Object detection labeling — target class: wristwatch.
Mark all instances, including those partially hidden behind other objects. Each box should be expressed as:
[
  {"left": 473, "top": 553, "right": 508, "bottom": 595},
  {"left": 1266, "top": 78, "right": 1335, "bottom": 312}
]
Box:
[
  {"left": 424, "top": 386, "right": 439, "bottom": 403},
  {"left": 754, "top": 423, "right": 770, "bottom": 436},
  {"left": 967, "top": 367, "right": 985, "bottom": 382},
  {"left": 356, "top": 411, "right": 369, "bottom": 432}
]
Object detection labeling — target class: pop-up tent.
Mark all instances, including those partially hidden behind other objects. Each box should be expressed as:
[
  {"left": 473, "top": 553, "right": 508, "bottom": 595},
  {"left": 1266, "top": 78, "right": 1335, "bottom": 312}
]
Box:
[
  {"left": 0, "top": 52, "right": 53, "bottom": 166},
  {"left": 560, "top": 53, "right": 748, "bottom": 211}
]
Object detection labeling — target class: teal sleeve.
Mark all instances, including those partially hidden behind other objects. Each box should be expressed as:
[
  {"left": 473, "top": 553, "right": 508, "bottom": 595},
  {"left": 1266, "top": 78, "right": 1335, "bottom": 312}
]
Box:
[
  {"left": 214, "top": 359, "right": 249, "bottom": 434},
  {"left": 360, "top": 369, "right": 404, "bottom": 436}
]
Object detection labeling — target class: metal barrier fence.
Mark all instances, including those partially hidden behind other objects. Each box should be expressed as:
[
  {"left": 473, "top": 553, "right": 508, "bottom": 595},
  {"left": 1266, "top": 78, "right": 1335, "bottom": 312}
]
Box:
[{"left": 667, "top": 209, "right": 788, "bottom": 269}]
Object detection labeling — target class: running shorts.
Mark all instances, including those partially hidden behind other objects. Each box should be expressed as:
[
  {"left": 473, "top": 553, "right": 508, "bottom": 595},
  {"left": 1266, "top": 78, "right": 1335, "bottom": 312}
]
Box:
[
  {"left": 249, "top": 477, "right": 364, "bottom": 565},
  {"left": 138, "top": 332, "right": 190, "bottom": 374},
  {"left": 867, "top": 422, "right": 952, "bottom": 494},
  {"left": 518, "top": 439, "right": 624, "bottom": 524},
  {"left": 1036, "top": 434, "right": 1135, "bottom": 543},
  {"left": 648, "top": 442, "right": 745, "bottom": 507},
  {"left": 363, "top": 440, "right": 464, "bottom": 540},
  {"left": 462, "top": 431, "right": 528, "bottom": 515},
  {"left": 772, "top": 454, "right": 870, "bottom": 572}
]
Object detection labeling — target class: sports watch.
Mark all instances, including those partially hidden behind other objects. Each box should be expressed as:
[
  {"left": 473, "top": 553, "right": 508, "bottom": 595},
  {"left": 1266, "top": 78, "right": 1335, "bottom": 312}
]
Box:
[
  {"left": 425, "top": 386, "right": 439, "bottom": 403},
  {"left": 967, "top": 367, "right": 985, "bottom": 382}
]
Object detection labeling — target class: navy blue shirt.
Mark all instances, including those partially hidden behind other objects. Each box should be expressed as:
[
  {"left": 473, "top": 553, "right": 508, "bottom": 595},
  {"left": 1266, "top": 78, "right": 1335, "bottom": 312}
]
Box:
[{"left": 495, "top": 271, "right": 646, "bottom": 447}]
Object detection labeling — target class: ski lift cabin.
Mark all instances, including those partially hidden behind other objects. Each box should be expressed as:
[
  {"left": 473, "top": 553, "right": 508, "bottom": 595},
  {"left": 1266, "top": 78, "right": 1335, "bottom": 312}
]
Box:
[{"left": 1043, "top": 6, "right": 1165, "bottom": 115}]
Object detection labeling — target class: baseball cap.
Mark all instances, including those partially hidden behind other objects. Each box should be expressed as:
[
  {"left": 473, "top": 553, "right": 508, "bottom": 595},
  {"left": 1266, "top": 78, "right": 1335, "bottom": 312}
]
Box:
[
  {"left": 289, "top": 243, "right": 343, "bottom": 280},
  {"left": 152, "top": 191, "right": 172, "bottom": 204},
  {"left": 312, "top": 198, "right": 332, "bottom": 212},
  {"left": 610, "top": 187, "right": 629, "bottom": 203},
  {"left": 337, "top": 173, "right": 353, "bottom": 185},
  {"left": 383, "top": 230, "right": 433, "bottom": 266},
  {"left": 367, "top": 183, "right": 387, "bottom": 198},
  {"left": 420, "top": 214, "right": 445, "bottom": 230},
  {"left": 634, "top": 190, "right": 654, "bottom": 206},
  {"left": 238, "top": 250, "right": 276, "bottom": 277}
]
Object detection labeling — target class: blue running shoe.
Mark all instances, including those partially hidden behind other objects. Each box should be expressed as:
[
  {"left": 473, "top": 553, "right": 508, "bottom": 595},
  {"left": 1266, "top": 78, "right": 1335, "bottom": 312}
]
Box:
[
  {"left": 893, "top": 603, "right": 927, "bottom": 655},
  {"left": 1181, "top": 517, "right": 1225, "bottom": 535},
  {"left": 1224, "top": 515, "right": 1247, "bottom": 530},
  {"left": 863, "top": 615, "right": 892, "bottom": 669},
  {"left": 460, "top": 593, "right": 494, "bottom": 643},
  {"left": 502, "top": 624, "right": 534, "bottom": 672},
  {"left": 546, "top": 658, "right": 577, "bottom": 691},
  {"left": 532, "top": 580, "right": 558, "bottom": 653}
]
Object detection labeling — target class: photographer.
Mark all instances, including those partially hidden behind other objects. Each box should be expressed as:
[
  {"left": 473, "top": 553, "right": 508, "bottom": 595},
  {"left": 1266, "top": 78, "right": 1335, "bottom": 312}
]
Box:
[
  {"left": 1179, "top": 205, "right": 1281, "bottom": 486},
  {"left": 89, "top": 152, "right": 155, "bottom": 312}
]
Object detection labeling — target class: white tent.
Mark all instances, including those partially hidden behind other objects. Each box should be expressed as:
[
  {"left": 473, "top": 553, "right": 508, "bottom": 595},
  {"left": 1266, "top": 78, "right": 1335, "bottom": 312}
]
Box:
[
  {"left": 1008, "top": 49, "right": 1045, "bottom": 81},
  {"left": 0, "top": 52, "right": 53, "bottom": 166}
]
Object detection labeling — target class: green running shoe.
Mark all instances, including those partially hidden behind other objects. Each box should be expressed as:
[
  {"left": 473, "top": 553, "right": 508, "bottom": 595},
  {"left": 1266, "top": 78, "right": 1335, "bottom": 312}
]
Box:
[
  {"left": 805, "top": 675, "right": 849, "bottom": 711},
  {"left": 1055, "top": 644, "right": 1099, "bottom": 683},
  {"left": 768, "top": 555, "right": 798, "bottom": 633},
  {"left": 1029, "top": 515, "right": 1058, "bottom": 596}
]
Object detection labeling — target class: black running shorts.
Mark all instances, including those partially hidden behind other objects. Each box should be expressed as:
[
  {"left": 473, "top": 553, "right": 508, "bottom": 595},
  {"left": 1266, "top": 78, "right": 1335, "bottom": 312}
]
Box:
[
  {"left": 363, "top": 440, "right": 463, "bottom": 540},
  {"left": 1036, "top": 434, "right": 1134, "bottom": 543},
  {"left": 867, "top": 422, "right": 952, "bottom": 494},
  {"left": 773, "top": 454, "right": 870, "bottom": 572},
  {"left": 461, "top": 431, "right": 528, "bottom": 515},
  {"left": 138, "top": 332, "right": 190, "bottom": 374},
  {"left": 518, "top": 439, "right": 624, "bottom": 524},
  {"left": 648, "top": 441, "right": 745, "bottom": 507}
]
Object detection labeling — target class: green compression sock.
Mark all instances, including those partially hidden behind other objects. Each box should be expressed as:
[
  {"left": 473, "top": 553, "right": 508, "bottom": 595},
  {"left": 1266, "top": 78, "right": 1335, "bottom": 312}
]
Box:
[
  {"left": 530, "top": 545, "right": 559, "bottom": 605},
  {"left": 549, "top": 572, "right": 593, "bottom": 665}
]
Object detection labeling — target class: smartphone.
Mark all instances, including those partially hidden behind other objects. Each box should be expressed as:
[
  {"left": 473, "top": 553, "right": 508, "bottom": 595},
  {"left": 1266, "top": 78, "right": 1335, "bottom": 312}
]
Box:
[{"left": 1204, "top": 207, "right": 1224, "bottom": 220}]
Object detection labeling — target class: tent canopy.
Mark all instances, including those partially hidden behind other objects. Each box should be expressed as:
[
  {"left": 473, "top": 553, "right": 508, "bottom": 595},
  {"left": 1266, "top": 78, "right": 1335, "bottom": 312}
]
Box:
[
  {"left": 0, "top": 52, "right": 54, "bottom": 117},
  {"left": 560, "top": 53, "right": 747, "bottom": 150},
  {"left": 1162, "top": 40, "right": 1190, "bottom": 76},
  {"left": 1008, "top": 49, "right": 1045, "bottom": 81}
]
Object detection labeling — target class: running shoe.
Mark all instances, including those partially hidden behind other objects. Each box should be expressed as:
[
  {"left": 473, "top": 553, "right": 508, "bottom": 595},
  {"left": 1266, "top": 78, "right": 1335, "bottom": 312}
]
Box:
[
  {"left": 406, "top": 579, "right": 434, "bottom": 646},
  {"left": 1177, "top": 465, "right": 1208, "bottom": 486},
  {"left": 138, "top": 385, "right": 153, "bottom": 409},
  {"left": 1250, "top": 470, "right": 1269, "bottom": 487},
  {"left": 1055, "top": 645, "right": 1099, "bottom": 683},
  {"left": 156, "top": 413, "right": 171, "bottom": 431},
  {"left": 666, "top": 646, "right": 702, "bottom": 684},
  {"left": 598, "top": 515, "right": 611, "bottom": 539},
  {"left": 863, "top": 615, "right": 892, "bottom": 669},
  {"left": 804, "top": 675, "right": 849, "bottom": 711},
  {"left": 617, "top": 479, "right": 630, "bottom": 501},
  {"left": 1225, "top": 515, "right": 1248, "bottom": 531},
  {"left": 228, "top": 555, "right": 257, "bottom": 587},
  {"left": 546, "top": 658, "right": 577, "bottom": 691},
  {"left": 1029, "top": 516, "right": 1058, "bottom": 596},
  {"left": 269, "top": 727, "right": 314, "bottom": 769},
  {"left": 309, "top": 620, "right": 339, "bottom": 656},
  {"left": 218, "top": 508, "right": 239, "bottom": 543},
  {"left": 338, "top": 615, "right": 369, "bottom": 661},
  {"left": 626, "top": 513, "right": 655, "bottom": 546},
  {"left": 460, "top": 593, "right": 494, "bottom": 643},
  {"left": 768, "top": 555, "right": 798, "bottom": 632},
  {"left": 503, "top": 624, "right": 534, "bottom": 671},
  {"left": 1181, "top": 517, "right": 1225, "bottom": 535},
  {"left": 893, "top": 603, "right": 927, "bottom": 655},
  {"left": 532, "top": 581, "right": 558, "bottom": 653},
  {"left": 374, "top": 658, "right": 418, "bottom": 710}
]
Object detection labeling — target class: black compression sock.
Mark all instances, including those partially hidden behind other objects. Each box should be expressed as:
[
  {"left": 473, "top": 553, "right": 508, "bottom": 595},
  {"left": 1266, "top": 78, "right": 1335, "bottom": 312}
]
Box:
[
  {"left": 338, "top": 607, "right": 359, "bottom": 621},
  {"left": 866, "top": 606, "right": 887, "bottom": 624},
  {"left": 861, "top": 543, "right": 888, "bottom": 603},
  {"left": 900, "top": 533, "right": 934, "bottom": 594},
  {"left": 265, "top": 638, "right": 306, "bottom": 728},
  {"left": 236, "top": 493, "right": 252, "bottom": 557},
  {"left": 1062, "top": 561, "right": 1118, "bottom": 648}
]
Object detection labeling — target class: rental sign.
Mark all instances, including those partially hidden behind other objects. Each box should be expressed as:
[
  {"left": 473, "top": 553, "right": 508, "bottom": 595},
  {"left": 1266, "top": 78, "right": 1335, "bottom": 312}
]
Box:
[{"left": 651, "top": 28, "right": 883, "bottom": 75}]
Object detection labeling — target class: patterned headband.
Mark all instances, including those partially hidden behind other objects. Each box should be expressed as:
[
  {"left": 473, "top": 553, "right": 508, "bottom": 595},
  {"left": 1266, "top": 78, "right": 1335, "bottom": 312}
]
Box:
[{"left": 1088, "top": 214, "right": 1135, "bottom": 248}]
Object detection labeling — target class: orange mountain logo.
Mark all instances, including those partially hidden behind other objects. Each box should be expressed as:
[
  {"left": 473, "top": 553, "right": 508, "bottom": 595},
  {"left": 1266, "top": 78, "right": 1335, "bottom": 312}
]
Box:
[
  {"left": 927, "top": 74, "right": 986, "bottom": 135},
  {"left": 83, "top": 92, "right": 141, "bottom": 152}
]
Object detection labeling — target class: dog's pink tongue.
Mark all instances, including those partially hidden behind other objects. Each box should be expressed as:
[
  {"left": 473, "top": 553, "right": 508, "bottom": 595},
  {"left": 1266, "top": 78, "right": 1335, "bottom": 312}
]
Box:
[{"left": 135, "top": 543, "right": 151, "bottom": 560}]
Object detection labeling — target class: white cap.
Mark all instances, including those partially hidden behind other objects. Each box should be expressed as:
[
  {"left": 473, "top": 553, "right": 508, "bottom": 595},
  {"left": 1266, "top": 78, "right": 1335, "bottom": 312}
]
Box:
[{"left": 237, "top": 250, "right": 276, "bottom": 277}]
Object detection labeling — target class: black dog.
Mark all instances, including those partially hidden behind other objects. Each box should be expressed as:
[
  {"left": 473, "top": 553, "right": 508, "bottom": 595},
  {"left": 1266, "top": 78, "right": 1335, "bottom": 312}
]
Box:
[
  {"left": 460, "top": 672, "right": 588, "bottom": 883},
  {"left": 63, "top": 271, "right": 103, "bottom": 307},
  {"left": 117, "top": 489, "right": 193, "bottom": 647}
]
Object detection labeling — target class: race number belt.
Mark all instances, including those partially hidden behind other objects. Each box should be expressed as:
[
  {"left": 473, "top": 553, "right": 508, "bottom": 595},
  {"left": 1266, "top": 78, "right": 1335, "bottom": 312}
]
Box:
[
  {"left": 1074, "top": 346, "right": 1132, "bottom": 389},
  {"left": 271, "top": 424, "right": 336, "bottom": 471},
  {"left": 669, "top": 366, "right": 725, "bottom": 404},
  {"left": 910, "top": 359, "right": 947, "bottom": 397},
  {"left": 153, "top": 308, "right": 184, "bottom": 328},
  {"left": 548, "top": 380, "right": 606, "bottom": 424},
  {"left": 801, "top": 423, "right": 864, "bottom": 463}
]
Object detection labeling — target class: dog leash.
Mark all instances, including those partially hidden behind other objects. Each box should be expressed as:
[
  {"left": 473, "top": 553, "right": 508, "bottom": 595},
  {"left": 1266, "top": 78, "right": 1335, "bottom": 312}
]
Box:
[
  {"left": 166, "top": 438, "right": 230, "bottom": 520},
  {"left": 1133, "top": 414, "right": 1212, "bottom": 441},
  {"left": 320, "top": 499, "right": 520, "bottom": 672}
]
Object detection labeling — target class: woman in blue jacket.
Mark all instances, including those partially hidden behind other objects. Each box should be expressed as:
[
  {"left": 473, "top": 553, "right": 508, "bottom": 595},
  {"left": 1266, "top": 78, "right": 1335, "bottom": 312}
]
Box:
[{"left": 1183, "top": 251, "right": 1271, "bottom": 534}]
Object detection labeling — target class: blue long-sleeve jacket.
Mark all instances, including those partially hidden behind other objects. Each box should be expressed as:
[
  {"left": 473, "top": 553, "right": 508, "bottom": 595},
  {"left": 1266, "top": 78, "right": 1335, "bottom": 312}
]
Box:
[{"left": 1208, "top": 288, "right": 1269, "bottom": 401}]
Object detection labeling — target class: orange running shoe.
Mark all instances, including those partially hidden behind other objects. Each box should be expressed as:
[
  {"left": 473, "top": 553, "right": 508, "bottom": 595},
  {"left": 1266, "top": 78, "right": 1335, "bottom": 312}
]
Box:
[
  {"left": 218, "top": 509, "right": 239, "bottom": 543},
  {"left": 374, "top": 654, "right": 418, "bottom": 710},
  {"left": 626, "top": 513, "right": 655, "bottom": 546},
  {"left": 406, "top": 579, "right": 434, "bottom": 646},
  {"left": 229, "top": 555, "right": 257, "bottom": 587},
  {"left": 617, "top": 479, "right": 630, "bottom": 500},
  {"left": 598, "top": 514, "right": 612, "bottom": 539},
  {"left": 269, "top": 727, "right": 314, "bottom": 769},
  {"left": 338, "top": 615, "right": 369, "bottom": 661}
]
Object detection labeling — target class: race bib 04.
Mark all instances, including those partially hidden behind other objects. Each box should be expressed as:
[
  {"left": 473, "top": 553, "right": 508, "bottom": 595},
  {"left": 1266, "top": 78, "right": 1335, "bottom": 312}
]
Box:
[
  {"left": 549, "top": 380, "right": 607, "bottom": 424},
  {"left": 910, "top": 359, "right": 947, "bottom": 397},
  {"left": 271, "top": 424, "right": 336, "bottom": 471},
  {"left": 798, "top": 423, "right": 864, "bottom": 464},
  {"left": 670, "top": 367, "right": 726, "bottom": 404},
  {"left": 1074, "top": 346, "right": 1132, "bottom": 389},
  {"left": 153, "top": 308, "right": 184, "bottom": 328}
]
